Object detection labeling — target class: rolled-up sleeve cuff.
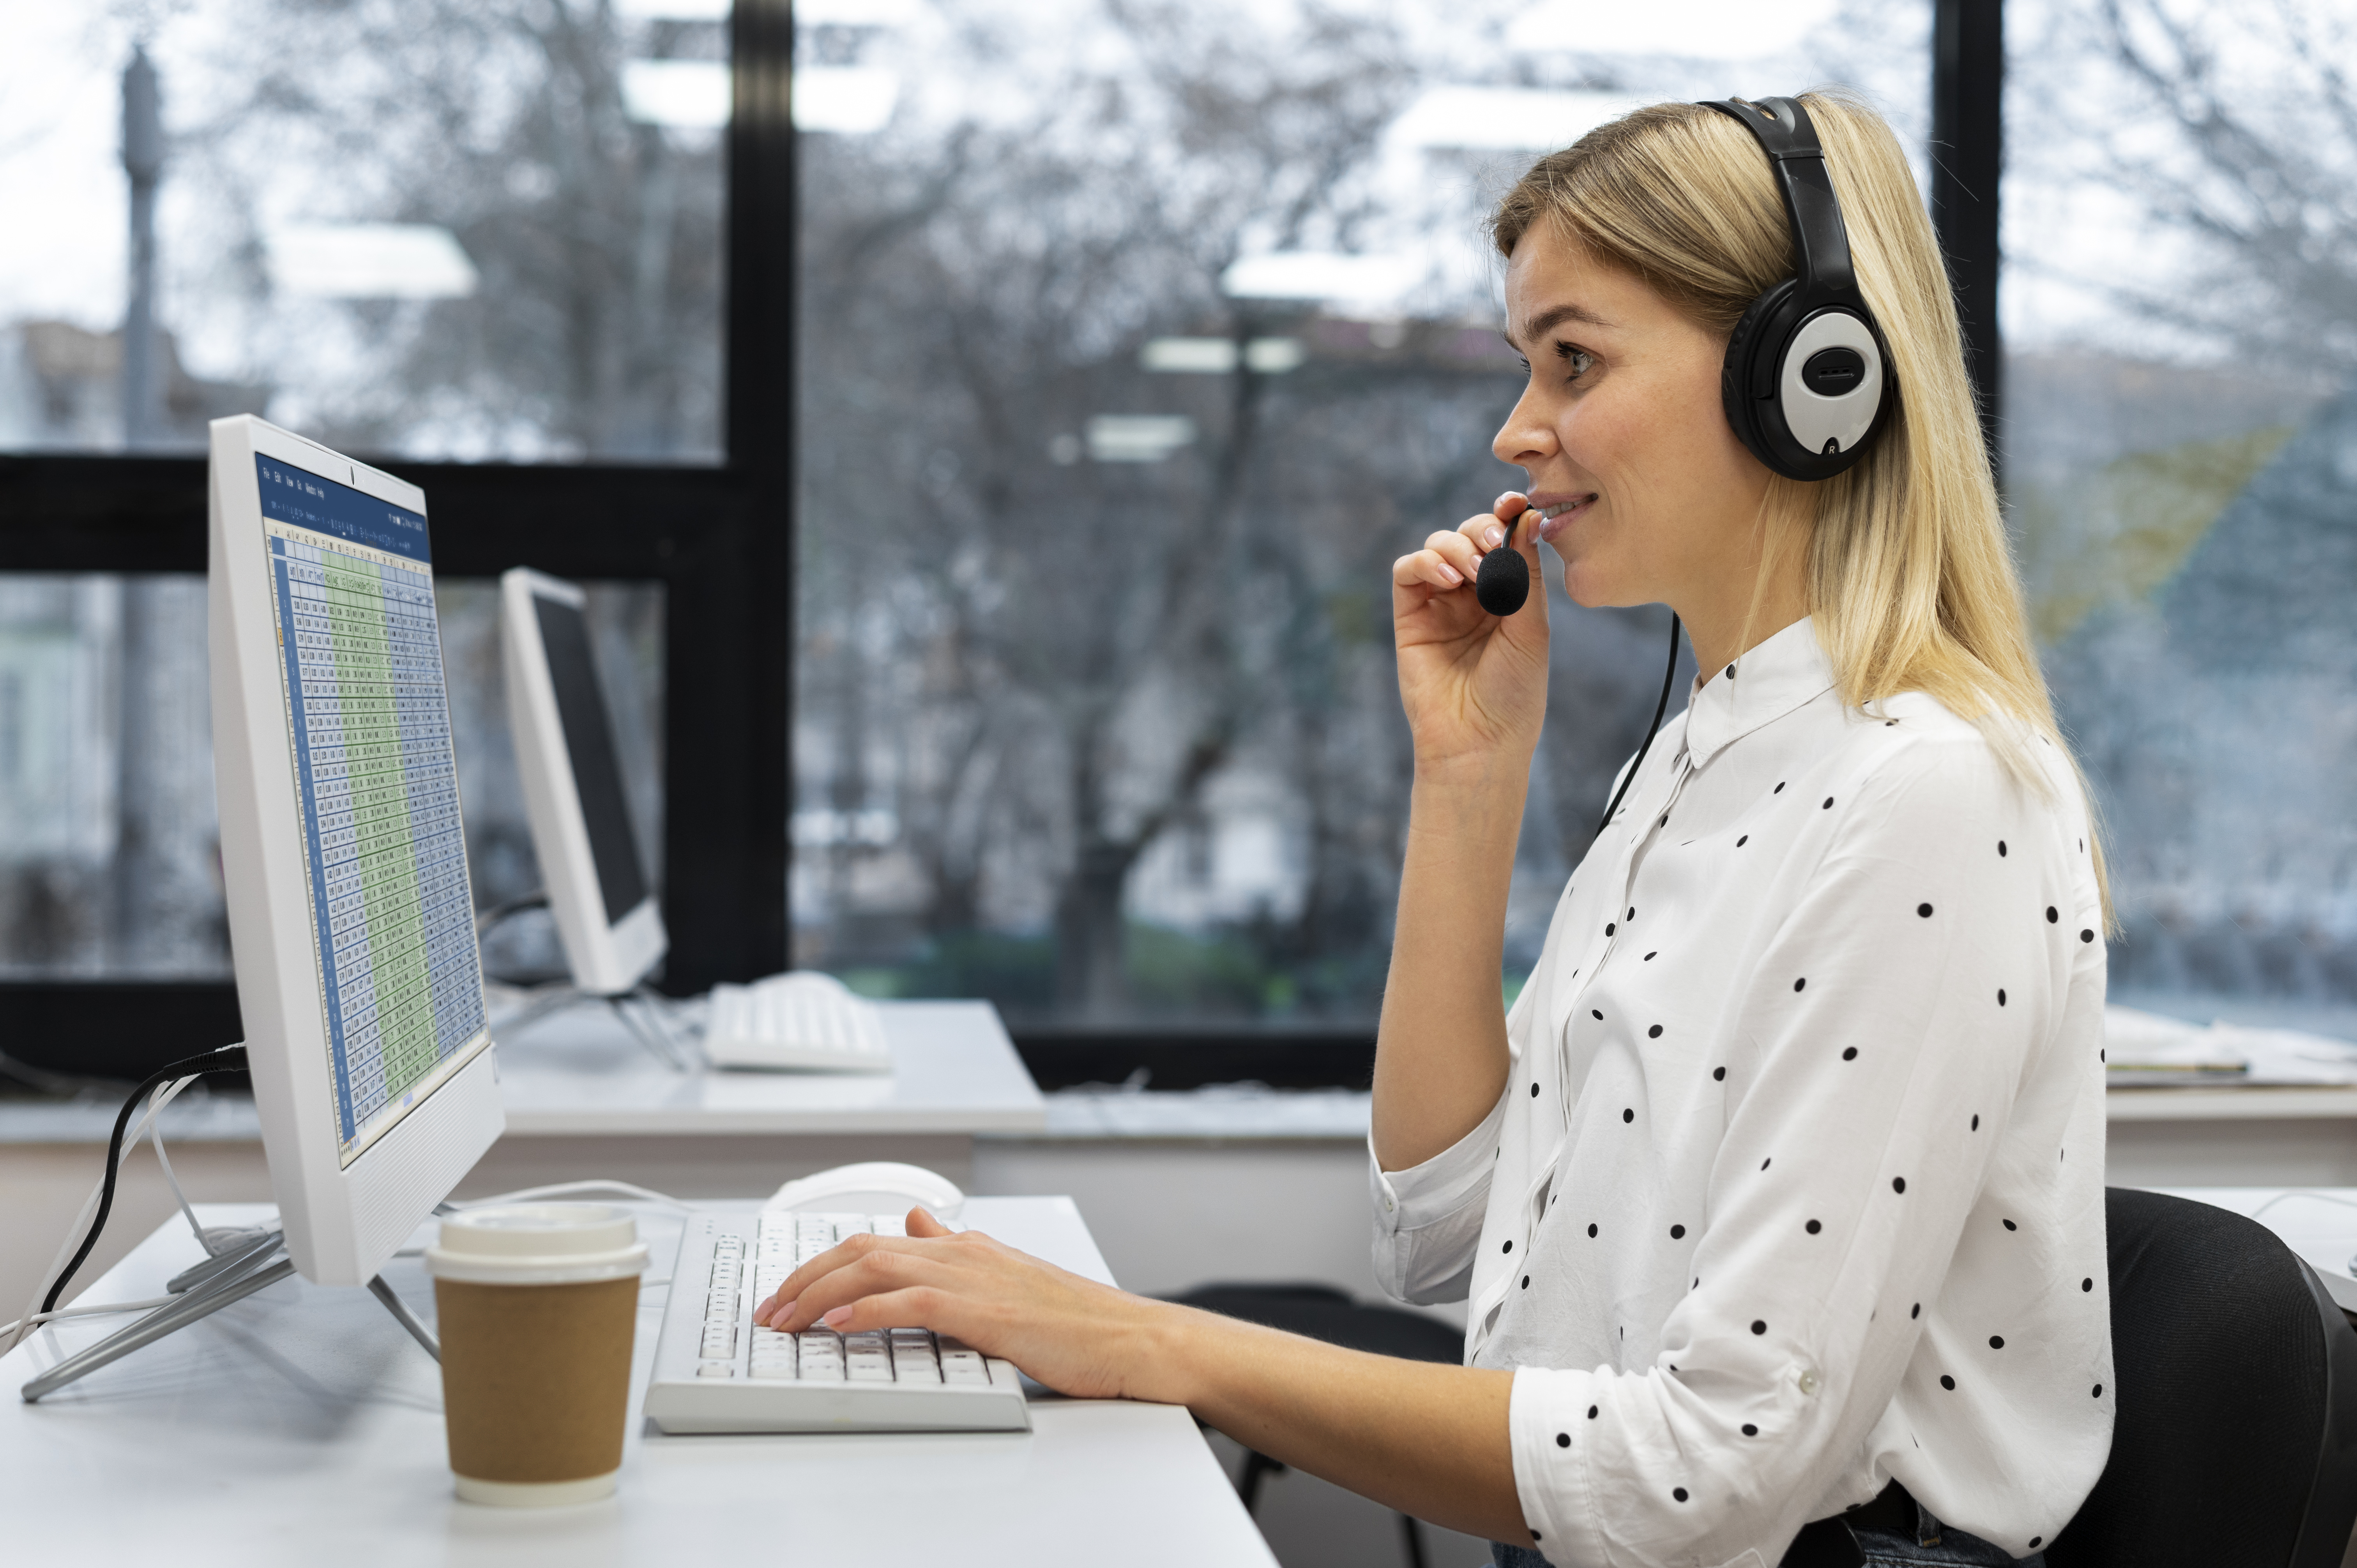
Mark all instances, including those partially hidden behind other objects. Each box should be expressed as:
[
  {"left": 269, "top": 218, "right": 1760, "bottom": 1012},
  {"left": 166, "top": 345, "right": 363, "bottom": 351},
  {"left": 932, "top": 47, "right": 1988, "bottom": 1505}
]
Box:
[
  {"left": 1509, "top": 1366, "right": 1603, "bottom": 1563},
  {"left": 1369, "top": 1088, "right": 1509, "bottom": 1236}
]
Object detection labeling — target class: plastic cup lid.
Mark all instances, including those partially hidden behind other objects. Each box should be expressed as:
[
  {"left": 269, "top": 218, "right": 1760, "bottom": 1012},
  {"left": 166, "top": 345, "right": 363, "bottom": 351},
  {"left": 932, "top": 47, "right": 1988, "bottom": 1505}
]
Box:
[{"left": 426, "top": 1203, "right": 650, "bottom": 1285}]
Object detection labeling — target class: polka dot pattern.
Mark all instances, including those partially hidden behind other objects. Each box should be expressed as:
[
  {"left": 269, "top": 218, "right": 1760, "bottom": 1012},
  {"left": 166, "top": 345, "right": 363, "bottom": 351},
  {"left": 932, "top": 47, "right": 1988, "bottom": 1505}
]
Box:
[{"left": 1397, "top": 620, "right": 2111, "bottom": 1553}]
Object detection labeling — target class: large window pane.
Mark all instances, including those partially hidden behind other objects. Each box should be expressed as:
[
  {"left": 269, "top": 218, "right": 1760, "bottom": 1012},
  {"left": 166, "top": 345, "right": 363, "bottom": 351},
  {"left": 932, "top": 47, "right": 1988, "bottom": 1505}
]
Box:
[
  {"left": 0, "top": 573, "right": 664, "bottom": 981},
  {"left": 0, "top": 4, "right": 724, "bottom": 461},
  {"left": 794, "top": 1, "right": 1930, "bottom": 1029},
  {"left": 2008, "top": 0, "right": 2357, "bottom": 1033}
]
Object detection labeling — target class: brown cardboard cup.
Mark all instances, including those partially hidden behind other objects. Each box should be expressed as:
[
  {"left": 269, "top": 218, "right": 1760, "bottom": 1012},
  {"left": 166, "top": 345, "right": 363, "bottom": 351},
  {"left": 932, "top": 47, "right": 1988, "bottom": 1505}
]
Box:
[{"left": 425, "top": 1204, "right": 650, "bottom": 1506}]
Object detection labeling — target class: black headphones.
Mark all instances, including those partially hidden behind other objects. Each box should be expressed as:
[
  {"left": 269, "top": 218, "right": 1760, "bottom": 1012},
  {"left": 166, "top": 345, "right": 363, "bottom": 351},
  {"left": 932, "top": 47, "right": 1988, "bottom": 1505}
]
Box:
[{"left": 1698, "top": 95, "right": 1893, "bottom": 481}]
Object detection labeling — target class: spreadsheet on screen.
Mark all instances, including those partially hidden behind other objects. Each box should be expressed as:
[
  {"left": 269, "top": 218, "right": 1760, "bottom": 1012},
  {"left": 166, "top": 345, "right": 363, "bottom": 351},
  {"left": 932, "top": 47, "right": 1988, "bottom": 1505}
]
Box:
[{"left": 254, "top": 454, "right": 488, "bottom": 1165}]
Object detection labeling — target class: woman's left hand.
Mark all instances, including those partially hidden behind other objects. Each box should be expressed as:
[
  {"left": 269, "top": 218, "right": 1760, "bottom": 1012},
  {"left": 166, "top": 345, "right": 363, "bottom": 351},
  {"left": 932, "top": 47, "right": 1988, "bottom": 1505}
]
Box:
[{"left": 749, "top": 1210, "right": 1183, "bottom": 1402}]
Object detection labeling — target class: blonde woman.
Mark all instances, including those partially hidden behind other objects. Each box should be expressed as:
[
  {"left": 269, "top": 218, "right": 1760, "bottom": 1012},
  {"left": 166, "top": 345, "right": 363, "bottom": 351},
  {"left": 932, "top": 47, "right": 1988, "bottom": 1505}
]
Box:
[{"left": 756, "top": 91, "right": 2112, "bottom": 1566}]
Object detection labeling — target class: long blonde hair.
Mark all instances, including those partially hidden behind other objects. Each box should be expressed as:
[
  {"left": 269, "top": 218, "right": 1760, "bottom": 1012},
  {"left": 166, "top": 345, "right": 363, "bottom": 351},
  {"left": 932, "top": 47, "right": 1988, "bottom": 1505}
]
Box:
[{"left": 1493, "top": 90, "right": 2112, "bottom": 921}]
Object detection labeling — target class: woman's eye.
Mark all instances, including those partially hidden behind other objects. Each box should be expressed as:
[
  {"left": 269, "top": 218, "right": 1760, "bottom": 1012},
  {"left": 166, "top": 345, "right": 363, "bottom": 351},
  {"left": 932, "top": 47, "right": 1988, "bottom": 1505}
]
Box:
[{"left": 1560, "top": 345, "right": 1596, "bottom": 380}]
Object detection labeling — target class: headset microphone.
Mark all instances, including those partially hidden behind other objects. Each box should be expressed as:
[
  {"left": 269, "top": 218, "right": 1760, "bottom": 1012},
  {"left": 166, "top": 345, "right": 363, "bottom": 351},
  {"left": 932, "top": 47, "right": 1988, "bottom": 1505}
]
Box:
[{"left": 1474, "top": 505, "right": 1533, "bottom": 616}]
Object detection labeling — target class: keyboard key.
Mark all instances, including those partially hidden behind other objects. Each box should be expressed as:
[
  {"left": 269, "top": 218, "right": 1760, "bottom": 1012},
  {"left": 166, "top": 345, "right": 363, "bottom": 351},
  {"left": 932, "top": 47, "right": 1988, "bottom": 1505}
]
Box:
[{"left": 697, "top": 1363, "right": 736, "bottom": 1378}]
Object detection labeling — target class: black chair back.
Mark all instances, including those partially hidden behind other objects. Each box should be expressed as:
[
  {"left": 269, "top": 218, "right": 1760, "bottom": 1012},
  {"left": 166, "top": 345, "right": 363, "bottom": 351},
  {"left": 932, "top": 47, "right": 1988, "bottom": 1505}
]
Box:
[{"left": 2045, "top": 1188, "right": 2357, "bottom": 1567}]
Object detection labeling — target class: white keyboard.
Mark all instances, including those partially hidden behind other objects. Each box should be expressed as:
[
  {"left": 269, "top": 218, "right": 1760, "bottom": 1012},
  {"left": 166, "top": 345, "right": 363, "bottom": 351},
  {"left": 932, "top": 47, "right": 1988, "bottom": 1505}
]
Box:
[
  {"left": 645, "top": 1210, "right": 1029, "bottom": 1434},
  {"left": 703, "top": 971, "right": 894, "bottom": 1072}
]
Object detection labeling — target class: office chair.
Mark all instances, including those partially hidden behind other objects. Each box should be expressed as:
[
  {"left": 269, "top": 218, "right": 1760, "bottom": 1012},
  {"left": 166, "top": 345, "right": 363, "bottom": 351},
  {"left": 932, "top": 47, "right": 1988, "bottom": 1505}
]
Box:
[
  {"left": 2044, "top": 1188, "right": 2357, "bottom": 1567},
  {"left": 1170, "top": 1283, "right": 1462, "bottom": 1568}
]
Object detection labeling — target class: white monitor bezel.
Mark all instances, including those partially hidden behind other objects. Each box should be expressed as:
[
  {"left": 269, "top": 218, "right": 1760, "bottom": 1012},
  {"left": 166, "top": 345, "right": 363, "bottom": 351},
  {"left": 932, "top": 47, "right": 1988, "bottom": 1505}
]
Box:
[
  {"left": 208, "top": 414, "right": 504, "bottom": 1287},
  {"left": 498, "top": 567, "right": 666, "bottom": 997}
]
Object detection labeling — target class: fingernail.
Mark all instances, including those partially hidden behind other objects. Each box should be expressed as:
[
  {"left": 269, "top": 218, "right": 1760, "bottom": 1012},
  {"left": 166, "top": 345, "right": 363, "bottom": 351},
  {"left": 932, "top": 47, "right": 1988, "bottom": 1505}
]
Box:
[
  {"left": 1438, "top": 565, "right": 1463, "bottom": 586},
  {"left": 1485, "top": 526, "right": 1505, "bottom": 549},
  {"left": 821, "top": 1306, "right": 853, "bottom": 1327}
]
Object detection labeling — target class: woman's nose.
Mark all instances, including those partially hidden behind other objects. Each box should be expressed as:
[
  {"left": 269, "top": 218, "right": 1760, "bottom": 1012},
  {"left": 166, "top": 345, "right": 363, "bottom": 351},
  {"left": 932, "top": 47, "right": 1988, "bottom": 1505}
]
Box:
[{"left": 1493, "top": 390, "right": 1557, "bottom": 468}]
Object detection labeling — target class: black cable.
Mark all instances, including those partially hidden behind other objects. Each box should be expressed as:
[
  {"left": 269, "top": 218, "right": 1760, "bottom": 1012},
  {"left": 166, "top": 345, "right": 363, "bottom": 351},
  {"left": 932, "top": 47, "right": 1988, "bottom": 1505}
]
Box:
[
  {"left": 42, "top": 1045, "right": 247, "bottom": 1317},
  {"left": 1595, "top": 615, "right": 1684, "bottom": 837}
]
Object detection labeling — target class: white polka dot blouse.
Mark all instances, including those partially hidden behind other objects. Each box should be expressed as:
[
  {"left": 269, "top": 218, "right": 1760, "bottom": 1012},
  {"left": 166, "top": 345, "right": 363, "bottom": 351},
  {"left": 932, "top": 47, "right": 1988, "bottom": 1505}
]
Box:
[{"left": 1370, "top": 616, "right": 2113, "bottom": 1563}]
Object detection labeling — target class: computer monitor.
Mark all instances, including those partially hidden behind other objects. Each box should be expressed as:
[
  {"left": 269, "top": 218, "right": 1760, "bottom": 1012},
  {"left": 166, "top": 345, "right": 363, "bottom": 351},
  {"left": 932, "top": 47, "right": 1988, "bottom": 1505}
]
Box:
[
  {"left": 208, "top": 415, "right": 504, "bottom": 1288},
  {"left": 498, "top": 567, "right": 666, "bottom": 997}
]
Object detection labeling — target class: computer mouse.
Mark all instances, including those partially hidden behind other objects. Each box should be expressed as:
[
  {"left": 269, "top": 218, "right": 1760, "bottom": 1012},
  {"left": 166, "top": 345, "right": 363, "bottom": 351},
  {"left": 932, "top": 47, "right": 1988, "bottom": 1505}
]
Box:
[{"left": 762, "top": 1161, "right": 965, "bottom": 1222}]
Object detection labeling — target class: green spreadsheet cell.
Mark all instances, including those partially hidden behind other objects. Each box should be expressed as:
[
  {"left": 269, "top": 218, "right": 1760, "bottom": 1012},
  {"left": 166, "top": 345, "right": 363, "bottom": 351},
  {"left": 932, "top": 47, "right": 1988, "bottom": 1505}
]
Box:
[{"left": 268, "top": 521, "right": 486, "bottom": 1160}]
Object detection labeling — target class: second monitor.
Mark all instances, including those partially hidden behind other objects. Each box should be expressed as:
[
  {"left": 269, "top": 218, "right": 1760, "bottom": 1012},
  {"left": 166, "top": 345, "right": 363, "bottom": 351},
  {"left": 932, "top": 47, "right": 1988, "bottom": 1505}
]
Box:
[{"left": 500, "top": 567, "right": 666, "bottom": 996}]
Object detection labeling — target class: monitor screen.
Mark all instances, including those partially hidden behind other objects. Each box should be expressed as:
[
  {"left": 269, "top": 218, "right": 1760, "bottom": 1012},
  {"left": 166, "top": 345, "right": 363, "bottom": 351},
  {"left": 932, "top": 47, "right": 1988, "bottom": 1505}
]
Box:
[
  {"left": 531, "top": 594, "right": 649, "bottom": 924},
  {"left": 255, "top": 454, "right": 488, "bottom": 1165}
]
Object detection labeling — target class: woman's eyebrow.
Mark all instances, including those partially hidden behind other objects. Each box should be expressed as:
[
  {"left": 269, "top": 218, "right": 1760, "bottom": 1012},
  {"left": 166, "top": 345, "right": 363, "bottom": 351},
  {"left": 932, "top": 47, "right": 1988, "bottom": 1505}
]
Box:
[{"left": 1502, "top": 301, "right": 1614, "bottom": 352}]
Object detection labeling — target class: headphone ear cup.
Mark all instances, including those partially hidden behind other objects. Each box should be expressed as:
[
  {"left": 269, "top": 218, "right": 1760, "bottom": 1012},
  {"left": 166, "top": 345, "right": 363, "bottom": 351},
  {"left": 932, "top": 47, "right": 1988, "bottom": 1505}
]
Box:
[{"left": 1720, "top": 278, "right": 1797, "bottom": 475}]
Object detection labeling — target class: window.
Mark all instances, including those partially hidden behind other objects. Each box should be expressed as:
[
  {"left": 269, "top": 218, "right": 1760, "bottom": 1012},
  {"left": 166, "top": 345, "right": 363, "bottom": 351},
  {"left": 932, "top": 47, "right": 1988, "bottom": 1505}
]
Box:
[
  {"left": 0, "top": 3, "right": 788, "bottom": 1077},
  {"left": 0, "top": 2, "right": 725, "bottom": 462},
  {"left": 2007, "top": 0, "right": 2357, "bottom": 1034},
  {"left": 0, "top": 570, "right": 661, "bottom": 986},
  {"left": 793, "top": 2, "right": 1932, "bottom": 1040}
]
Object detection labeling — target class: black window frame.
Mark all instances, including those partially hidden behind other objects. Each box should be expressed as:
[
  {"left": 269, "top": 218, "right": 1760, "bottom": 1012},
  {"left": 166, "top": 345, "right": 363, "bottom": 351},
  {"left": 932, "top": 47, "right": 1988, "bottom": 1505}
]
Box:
[
  {"left": 0, "top": 1, "right": 2004, "bottom": 1089},
  {"left": 0, "top": 1, "right": 795, "bottom": 1077}
]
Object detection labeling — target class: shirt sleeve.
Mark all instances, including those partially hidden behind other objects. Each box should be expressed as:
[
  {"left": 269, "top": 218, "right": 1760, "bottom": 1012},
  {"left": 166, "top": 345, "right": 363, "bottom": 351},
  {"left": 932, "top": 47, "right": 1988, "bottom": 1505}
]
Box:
[
  {"left": 1370, "top": 1087, "right": 1508, "bottom": 1307},
  {"left": 1508, "top": 735, "right": 2081, "bottom": 1564}
]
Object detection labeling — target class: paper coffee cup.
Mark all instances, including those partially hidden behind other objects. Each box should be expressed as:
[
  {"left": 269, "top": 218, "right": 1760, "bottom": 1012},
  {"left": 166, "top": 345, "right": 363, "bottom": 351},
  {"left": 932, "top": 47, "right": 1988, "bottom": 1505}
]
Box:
[{"left": 425, "top": 1203, "right": 651, "bottom": 1506}]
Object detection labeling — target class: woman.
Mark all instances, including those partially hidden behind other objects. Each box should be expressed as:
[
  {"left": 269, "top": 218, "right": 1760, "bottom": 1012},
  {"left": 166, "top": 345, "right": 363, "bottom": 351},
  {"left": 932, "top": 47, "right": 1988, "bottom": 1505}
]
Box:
[{"left": 756, "top": 90, "right": 2112, "bottom": 1566}]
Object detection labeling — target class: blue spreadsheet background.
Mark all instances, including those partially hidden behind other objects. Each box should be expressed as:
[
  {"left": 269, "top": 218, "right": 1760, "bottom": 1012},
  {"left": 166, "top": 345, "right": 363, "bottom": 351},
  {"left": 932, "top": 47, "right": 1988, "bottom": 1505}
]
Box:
[{"left": 256, "top": 454, "right": 487, "bottom": 1162}]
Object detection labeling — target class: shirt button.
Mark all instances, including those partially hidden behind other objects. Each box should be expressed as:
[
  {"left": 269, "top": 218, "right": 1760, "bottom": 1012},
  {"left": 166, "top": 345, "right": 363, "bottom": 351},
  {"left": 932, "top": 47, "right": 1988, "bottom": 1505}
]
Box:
[
  {"left": 1383, "top": 1196, "right": 1394, "bottom": 1213},
  {"left": 1797, "top": 1369, "right": 1822, "bottom": 1396}
]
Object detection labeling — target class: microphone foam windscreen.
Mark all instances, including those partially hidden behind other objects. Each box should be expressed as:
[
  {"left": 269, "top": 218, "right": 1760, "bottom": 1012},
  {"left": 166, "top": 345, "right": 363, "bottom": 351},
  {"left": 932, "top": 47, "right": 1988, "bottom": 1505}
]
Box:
[{"left": 1474, "top": 547, "right": 1530, "bottom": 616}]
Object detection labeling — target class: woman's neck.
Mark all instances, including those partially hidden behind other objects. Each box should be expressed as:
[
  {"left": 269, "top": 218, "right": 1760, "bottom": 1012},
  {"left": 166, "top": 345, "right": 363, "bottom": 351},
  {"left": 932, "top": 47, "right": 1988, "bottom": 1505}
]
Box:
[{"left": 1679, "top": 557, "right": 1811, "bottom": 687}]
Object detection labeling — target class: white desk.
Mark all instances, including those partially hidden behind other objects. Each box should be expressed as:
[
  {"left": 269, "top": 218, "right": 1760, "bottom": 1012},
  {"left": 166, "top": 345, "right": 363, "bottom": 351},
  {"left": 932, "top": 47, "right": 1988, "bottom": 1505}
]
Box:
[
  {"left": 0, "top": 1001, "right": 1048, "bottom": 1312},
  {"left": 1, "top": 1197, "right": 1274, "bottom": 1566}
]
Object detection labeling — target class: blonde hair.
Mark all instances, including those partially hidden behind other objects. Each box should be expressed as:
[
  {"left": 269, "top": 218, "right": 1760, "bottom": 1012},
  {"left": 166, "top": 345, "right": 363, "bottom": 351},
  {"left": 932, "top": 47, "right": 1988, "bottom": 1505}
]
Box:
[{"left": 1493, "top": 90, "right": 2112, "bottom": 922}]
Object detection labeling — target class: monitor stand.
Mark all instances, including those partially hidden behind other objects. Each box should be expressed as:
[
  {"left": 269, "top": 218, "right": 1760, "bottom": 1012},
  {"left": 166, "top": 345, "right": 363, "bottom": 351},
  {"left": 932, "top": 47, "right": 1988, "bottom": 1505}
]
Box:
[
  {"left": 490, "top": 982, "right": 697, "bottom": 1072},
  {"left": 18, "top": 1228, "right": 439, "bottom": 1403}
]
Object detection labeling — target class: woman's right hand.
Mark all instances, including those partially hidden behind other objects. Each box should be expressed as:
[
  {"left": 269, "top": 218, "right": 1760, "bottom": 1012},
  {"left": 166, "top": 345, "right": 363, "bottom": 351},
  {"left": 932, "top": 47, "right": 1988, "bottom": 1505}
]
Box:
[{"left": 1391, "top": 492, "right": 1550, "bottom": 770}]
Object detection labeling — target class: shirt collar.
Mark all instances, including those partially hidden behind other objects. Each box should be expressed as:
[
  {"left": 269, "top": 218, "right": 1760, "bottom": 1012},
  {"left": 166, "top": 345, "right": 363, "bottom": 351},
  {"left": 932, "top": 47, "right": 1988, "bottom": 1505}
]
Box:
[{"left": 1680, "top": 614, "right": 1838, "bottom": 768}]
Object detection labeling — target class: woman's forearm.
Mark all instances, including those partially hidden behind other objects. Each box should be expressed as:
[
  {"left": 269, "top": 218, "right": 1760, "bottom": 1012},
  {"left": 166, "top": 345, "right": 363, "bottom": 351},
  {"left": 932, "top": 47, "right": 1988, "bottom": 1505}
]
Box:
[
  {"left": 1373, "top": 753, "right": 1528, "bottom": 1171},
  {"left": 1157, "top": 1305, "right": 1529, "bottom": 1544}
]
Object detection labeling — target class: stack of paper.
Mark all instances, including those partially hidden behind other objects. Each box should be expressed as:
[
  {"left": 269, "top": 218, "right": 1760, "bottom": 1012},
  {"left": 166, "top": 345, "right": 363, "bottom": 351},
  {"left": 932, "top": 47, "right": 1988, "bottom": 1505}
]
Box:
[{"left": 2104, "top": 1005, "right": 2357, "bottom": 1088}]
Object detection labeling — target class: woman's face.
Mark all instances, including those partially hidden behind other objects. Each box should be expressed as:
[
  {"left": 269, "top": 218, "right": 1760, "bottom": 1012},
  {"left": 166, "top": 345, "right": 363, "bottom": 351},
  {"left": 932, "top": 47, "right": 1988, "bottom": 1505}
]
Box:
[{"left": 1493, "top": 223, "right": 1772, "bottom": 612}]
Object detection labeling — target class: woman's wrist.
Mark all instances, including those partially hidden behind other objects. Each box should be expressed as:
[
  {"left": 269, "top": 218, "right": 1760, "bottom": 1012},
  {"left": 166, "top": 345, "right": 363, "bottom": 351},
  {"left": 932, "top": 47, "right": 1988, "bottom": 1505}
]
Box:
[
  {"left": 1118, "top": 1298, "right": 1237, "bottom": 1411},
  {"left": 1408, "top": 756, "right": 1532, "bottom": 846}
]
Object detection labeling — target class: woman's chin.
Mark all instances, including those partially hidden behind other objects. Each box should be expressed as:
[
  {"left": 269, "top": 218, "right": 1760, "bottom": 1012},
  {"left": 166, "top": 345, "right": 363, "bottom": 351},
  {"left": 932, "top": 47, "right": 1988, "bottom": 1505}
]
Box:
[{"left": 1557, "top": 560, "right": 1618, "bottom": 610}]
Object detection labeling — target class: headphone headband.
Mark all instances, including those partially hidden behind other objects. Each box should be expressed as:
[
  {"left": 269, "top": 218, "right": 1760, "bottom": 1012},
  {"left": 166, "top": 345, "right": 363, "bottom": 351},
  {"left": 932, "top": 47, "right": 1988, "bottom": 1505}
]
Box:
[{"left": 1699, "top": 97, "right": 1861, "bottom": 314}]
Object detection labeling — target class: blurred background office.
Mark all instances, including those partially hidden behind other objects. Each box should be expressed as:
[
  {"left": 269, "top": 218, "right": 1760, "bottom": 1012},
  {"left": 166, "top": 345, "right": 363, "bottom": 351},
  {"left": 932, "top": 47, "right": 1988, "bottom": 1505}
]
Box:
[
  {"left": 4, "top": 0, "right": 2353, "bottom": 1048},
  {"left": 4, "top": 0, "right": 2357, "bottom": 1559}
]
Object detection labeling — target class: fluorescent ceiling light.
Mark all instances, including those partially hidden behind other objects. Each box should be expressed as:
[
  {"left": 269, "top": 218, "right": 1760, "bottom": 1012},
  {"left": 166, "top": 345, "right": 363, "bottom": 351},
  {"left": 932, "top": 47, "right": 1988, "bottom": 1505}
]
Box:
[
  {"left": 1506, "top": 0, "right": 1841, "bottom": 59},
  {"left": 1220, "top": 253, "right": 1422, "bottom": 307},
  {"left": 1245, "top": 338, "right": 1304, "bottom": 374},
  {"left": 795, "top": 67, "right": 900, "bottom": 134},
  {"left": 1087, "top": 415, "right": 1196, "bottom": 463},
  {"left": 267, "top": 224, "right": 478, "bottom": 299},
  {"left": 1140, "top": 337, "right": 1304, "bottom": 374},
  {"left": 1392, "top": 87, "right": 1652, "bottom": 152},
  {"left": 612, "top": 0, "right": 729, "bottom": 19},
  {"left": 623, "top": 59, "right": 731, "bottom": 127},
  {"left": 796, "top": 0, "right": 923, "bottom": 22}
]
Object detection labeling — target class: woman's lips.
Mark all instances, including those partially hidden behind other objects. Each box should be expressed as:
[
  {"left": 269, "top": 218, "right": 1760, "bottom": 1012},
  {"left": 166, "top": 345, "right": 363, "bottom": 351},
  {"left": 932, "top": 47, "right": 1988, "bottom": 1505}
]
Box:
[{"left": 1531, "top": 493, "right": 1597, "bottom": 542}]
